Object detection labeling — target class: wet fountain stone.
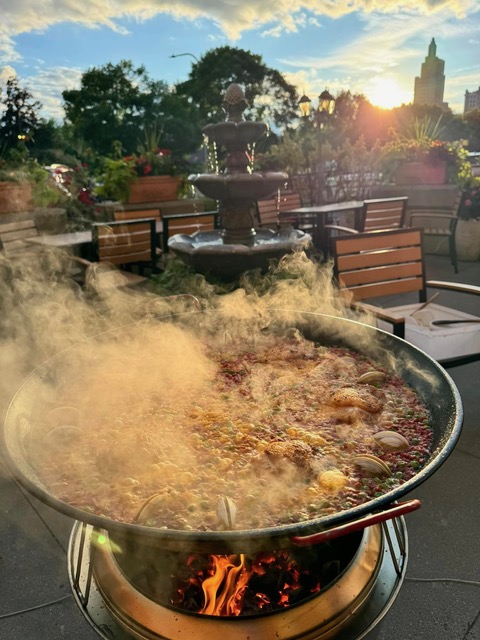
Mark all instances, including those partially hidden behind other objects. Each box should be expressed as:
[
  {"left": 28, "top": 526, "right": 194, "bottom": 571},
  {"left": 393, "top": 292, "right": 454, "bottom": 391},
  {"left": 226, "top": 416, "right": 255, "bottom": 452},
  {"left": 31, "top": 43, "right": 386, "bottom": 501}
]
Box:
[{"left": 168, "top": 84, "right": 311, "bottom": 279}]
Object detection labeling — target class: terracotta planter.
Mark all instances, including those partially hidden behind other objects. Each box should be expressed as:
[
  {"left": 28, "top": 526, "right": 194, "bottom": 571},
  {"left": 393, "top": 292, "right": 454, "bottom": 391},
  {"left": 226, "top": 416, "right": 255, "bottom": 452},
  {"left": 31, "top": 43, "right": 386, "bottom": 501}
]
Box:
[
  {"left": 456, "top": 219, "right": 480, "bottom": 261},
  {"left": 127, "top": 175, "right": 181, "bottom": 204},
  {"left": 0, "top": 181, "right": 33, "bottom": 213},
  {"left": 34, "top": 207, "right": 67, "bottom": 234},
  {"left": 395, "top": 161, "right": 447, "bottom": 186}
]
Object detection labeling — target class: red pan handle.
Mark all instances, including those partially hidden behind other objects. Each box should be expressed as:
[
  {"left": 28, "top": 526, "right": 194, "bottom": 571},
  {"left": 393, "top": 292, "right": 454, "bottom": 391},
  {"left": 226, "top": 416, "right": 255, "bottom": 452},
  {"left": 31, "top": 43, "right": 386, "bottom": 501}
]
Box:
[{"left": 290, "top": 498, "right": 421, "bottom": 546}]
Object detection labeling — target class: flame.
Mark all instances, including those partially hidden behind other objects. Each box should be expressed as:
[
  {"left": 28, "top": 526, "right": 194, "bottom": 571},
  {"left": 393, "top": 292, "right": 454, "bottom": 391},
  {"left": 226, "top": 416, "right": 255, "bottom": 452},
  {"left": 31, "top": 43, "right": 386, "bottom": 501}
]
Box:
[
  {"left": 173, "top": 550, "right": 322, "bottom": 616},
  {"left": 200, "top": 554, "right": 250, "bottom": 616}
]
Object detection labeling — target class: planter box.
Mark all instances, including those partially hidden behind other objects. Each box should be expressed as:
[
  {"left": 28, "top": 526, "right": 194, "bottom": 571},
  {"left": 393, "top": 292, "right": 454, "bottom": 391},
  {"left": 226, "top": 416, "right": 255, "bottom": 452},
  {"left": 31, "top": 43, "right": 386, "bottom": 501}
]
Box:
[
  {"left": 127, "top": 175, "right": 181, "bottom": 204},
  {"left": 0, "top": 182, "right": 33, "bottom": 214},
  {"left": 34, "top": 207, "right": 67, "bottom": 234},
  {"left": 456, "top": 219, "right": 480, "bottom": 261},
  {"left": 394, "top": 161, "right": 447, "bottom": 186}
]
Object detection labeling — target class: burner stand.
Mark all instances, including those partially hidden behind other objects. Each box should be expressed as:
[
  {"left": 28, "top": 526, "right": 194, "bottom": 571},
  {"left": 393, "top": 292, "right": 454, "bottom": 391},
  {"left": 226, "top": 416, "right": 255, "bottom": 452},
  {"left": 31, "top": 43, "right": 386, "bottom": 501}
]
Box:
[{"left": 68, "top": 518, "right": 408, "bottom": 640}]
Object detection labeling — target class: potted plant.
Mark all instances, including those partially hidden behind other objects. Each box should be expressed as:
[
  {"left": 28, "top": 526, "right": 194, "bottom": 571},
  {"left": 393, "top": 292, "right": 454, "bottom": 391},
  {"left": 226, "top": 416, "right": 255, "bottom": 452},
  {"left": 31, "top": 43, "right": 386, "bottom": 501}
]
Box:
[
  {"left": 0, "top": 145, "right": 34, "bottom": 214},
  {"left": 379, "top": 117, "right": 467, "bottom": 186},
  {"left": 96, "top": 122, "right": 188, "bottom": 205},
  {"left": 126, "top": 147, "right": 182, "bottom": 204},
  {"left": 95, "top": 156, "right": 136, "bottom": 204}
]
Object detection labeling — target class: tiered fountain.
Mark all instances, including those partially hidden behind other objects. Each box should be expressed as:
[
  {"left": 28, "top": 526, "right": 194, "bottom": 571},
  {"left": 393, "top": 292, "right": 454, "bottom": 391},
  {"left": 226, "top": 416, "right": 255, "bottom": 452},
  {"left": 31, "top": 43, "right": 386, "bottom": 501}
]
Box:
[{"left": 168, "top": 83, "right": 311, "bottom": 279}]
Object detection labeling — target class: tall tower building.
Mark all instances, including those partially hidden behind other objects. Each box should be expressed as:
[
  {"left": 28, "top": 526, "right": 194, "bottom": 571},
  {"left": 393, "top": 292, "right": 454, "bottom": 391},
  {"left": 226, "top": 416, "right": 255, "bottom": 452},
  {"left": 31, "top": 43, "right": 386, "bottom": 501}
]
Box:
[{"left": 414, "top": 38, "right": 447, "bottom": 108}]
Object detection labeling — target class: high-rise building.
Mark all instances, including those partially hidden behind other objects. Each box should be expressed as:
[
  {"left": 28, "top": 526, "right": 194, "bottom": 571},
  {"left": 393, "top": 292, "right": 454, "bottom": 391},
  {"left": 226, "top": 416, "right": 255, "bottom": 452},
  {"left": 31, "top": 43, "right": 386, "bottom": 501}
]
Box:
[
  {"left": 414, "top": 38, "right": 448, "bottom": 108},
  {"left": 464, "top": 87, "right": 480, "bottom": 113}
]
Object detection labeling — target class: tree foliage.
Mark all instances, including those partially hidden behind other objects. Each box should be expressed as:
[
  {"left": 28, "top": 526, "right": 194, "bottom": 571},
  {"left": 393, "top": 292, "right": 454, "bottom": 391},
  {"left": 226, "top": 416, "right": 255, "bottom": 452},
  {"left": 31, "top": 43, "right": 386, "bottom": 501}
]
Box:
[
  {"left": 1, "top": 47, "right": 479, "bottom": 187},
  {"left": 0, "top": 76, "right": 42, "bottom": 152},
  {"left": 176, "top": 46, "right": 299, "bottom": 130},
  {"left": 462, "top": 109, "right": 480, "bottom": 151},
  {"left": 62, "top": 60, "right": 172, "bottom": 157}
]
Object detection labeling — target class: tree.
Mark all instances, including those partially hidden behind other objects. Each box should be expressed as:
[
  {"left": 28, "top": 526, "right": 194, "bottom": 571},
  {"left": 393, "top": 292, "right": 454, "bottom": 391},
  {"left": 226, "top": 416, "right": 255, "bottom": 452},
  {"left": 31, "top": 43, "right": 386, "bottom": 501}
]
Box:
[
  {"left": 463, "top": 109, "right": 480, "bottom": 151},
  {"left": 62, "top": 60, "right": 171, "bottom": 157},
  {"left": 175, "top": 46, "right": 299, "bottom": 131},
  {"left": 328, "top": 91, "right": 391, "bottom": 148},
  {"left": 0, "top": 76, "right": 42, "bottom": 152}
]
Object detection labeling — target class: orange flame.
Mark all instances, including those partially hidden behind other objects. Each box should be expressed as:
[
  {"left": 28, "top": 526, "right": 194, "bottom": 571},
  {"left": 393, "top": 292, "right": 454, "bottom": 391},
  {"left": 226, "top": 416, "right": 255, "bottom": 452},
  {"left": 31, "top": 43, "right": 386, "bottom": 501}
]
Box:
[
  {"left": 173, "top": 550, "right": 322, "bottom": 616},
  {"left": 200, "top": 554, "right": 250, "bottom": 616}
]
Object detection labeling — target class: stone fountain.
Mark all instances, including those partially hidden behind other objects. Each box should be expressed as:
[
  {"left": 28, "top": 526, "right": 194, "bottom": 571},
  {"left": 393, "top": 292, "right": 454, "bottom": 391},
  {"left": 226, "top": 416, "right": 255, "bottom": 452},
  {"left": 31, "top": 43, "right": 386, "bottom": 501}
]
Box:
[{"left": 167, "top": 84, "right": 311, "bottom": 279}]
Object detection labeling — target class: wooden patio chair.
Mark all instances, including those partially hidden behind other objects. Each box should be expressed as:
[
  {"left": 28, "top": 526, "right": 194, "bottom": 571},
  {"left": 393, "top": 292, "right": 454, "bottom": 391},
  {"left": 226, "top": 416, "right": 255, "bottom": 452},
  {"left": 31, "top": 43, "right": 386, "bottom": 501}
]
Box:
[
  {"left": 409, "top": 188, "right": 462, "bottom": 273},
  {"left": 72, "top": 218, "right": 159, "bottom": 288},
  {"left": 256, "top": 197, "right": 279, "bottom": 229},
  {"left": 331, "top": 227, "right": 480, "bottom": 367},
  {"left": 278, "top": 191, "right": 311, "bottom": 230},
  {"left": 256, "top": 191, "right": 310, "bottom": 231},
  {"left": 325, "top": 196, "right": 408, "bottom": 238},
  {"left": 161, "top": 210, "right": 219, "bottom": 253}
]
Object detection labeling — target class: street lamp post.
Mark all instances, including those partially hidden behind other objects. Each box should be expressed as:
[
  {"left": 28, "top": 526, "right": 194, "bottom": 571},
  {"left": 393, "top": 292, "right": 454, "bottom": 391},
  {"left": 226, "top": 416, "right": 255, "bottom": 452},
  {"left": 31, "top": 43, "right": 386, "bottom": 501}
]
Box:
[
  {"left": 169, "top": 53, "right": 200, "bottom": 63},
  {"left": 298, "top": 88, "right": 336, "bottom": 203}
]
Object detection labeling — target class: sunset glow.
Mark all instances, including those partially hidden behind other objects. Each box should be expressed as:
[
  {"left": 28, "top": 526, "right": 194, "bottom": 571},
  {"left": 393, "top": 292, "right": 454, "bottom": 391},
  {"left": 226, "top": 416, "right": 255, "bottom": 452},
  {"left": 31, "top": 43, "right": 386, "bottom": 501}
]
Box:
[{"left": 367, "top": 78, "right": 412, "bottom": 110}]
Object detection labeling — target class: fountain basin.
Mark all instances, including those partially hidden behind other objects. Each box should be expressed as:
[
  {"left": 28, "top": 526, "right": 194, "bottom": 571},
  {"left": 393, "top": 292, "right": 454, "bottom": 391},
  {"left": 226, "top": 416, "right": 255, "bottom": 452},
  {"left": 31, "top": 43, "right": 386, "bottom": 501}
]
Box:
[
  {"left": 188, "top": 172, "right": 288, "bottom": 202},
  {"left": 168, "top": 228, "right": 312, "bottom": 280},
  {"left": 203, "top": 121, "right": 267, "bottom": 146}
]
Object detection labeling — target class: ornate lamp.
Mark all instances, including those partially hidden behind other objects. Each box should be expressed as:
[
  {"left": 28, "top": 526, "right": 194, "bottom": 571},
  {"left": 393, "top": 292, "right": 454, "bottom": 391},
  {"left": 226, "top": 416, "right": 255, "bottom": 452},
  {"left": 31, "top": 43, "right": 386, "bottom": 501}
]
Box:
[{"left": 298, "top": 88, "right": 335, "bottom": 126}]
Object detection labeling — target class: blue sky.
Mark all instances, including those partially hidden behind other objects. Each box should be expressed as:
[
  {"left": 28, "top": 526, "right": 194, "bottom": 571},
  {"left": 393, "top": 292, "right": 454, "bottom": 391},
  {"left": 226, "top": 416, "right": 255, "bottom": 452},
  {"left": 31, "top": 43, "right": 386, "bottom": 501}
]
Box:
[{"left": 1, "top": 1, "right": 479, "bottom": 123}]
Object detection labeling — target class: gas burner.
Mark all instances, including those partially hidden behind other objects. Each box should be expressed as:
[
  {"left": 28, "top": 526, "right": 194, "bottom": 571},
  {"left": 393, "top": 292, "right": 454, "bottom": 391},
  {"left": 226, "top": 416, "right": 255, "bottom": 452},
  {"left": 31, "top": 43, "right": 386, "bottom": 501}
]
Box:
[{"left": 68, "top": 518, "right": 408, "bottom": 639}]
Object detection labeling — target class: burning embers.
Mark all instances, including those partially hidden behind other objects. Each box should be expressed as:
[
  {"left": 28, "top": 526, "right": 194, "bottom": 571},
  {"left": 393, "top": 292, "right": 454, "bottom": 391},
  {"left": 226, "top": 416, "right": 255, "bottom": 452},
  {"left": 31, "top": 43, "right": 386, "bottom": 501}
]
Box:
[{"left": 173, "top": 550, "right": 321, "bottom": 616}]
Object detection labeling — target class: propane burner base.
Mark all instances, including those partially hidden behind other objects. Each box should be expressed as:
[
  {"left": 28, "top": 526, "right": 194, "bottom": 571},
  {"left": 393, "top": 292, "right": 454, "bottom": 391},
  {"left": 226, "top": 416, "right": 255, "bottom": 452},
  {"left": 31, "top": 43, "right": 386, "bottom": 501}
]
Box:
[{"left": 68, "top": 518, "right": 408, "bottom": 640}]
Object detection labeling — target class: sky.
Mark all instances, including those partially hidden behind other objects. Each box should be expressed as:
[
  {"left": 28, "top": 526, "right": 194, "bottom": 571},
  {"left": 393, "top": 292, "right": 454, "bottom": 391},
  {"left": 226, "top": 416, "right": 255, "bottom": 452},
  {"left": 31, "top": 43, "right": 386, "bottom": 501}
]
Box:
[{"left": 0, "top": 1, "right": 479, "bottom": 124}]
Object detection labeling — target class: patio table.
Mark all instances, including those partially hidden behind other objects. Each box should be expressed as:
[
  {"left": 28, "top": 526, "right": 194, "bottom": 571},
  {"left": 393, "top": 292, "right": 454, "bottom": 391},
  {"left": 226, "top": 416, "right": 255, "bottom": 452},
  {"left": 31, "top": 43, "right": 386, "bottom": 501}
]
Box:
[
  {"left": 26, "top": 219, "right": 165, "bottom": 259},
  {"left": 26, "top": 230, "right": 93, "bottom": 249},
  {"left": 279, "top": 200, "right": 364, "bottom": 255}
]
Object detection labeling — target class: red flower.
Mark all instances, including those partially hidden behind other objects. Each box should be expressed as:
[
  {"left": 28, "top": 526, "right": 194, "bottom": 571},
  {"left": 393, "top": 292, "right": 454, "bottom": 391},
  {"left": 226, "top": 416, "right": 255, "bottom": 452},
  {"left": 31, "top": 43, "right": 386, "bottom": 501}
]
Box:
[{"left": 143, "top": 163, "right": 152, "bottom": 175}]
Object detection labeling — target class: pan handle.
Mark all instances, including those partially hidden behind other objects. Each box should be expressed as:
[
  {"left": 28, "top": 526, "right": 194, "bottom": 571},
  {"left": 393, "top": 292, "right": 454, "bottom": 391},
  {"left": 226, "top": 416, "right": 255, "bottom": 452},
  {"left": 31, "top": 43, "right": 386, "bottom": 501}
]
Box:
[{"left": 290, "top": 499, "right": 421, "bottom": 546}]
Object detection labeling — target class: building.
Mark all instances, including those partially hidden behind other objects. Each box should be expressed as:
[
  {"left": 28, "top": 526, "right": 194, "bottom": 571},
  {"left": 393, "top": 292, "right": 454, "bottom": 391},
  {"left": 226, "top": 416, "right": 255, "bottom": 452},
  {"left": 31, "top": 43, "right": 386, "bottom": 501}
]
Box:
[
  {"left": 414, "top": 38, "right": 448, "bottom": 108},
  {"left": 464, "top": 87, "right": 480, "bottom": 114}
]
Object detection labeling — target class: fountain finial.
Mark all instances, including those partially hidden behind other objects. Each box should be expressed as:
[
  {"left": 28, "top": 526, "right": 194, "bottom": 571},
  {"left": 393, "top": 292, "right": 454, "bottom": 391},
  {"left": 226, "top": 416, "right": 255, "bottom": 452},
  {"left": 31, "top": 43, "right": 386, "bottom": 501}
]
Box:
[{"left": 222, "top": 84, "right": 248, "bottom": 123}]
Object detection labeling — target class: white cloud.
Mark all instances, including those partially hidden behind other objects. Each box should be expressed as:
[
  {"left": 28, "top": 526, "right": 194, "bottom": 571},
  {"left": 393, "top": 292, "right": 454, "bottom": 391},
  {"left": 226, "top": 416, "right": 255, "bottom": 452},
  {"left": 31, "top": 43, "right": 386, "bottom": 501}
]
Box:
[
  {"left": 277, "top": 7, "right": 478, "bottom": 103},
  {"left": 24, "top": 66, "right": 83, "bottom": 121},
  {"left": 1, "top": 0, "right": 478, "bottom": 52},
  {"left": 0, "top": 65, "right": 17, "bottom": 82}
]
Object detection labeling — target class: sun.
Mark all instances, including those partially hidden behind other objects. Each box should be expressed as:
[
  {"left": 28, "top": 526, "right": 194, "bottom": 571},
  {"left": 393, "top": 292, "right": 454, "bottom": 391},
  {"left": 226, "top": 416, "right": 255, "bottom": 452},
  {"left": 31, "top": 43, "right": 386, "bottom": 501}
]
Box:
[{"left": 367, "top": 77, "right": 411, "bottom": 109}]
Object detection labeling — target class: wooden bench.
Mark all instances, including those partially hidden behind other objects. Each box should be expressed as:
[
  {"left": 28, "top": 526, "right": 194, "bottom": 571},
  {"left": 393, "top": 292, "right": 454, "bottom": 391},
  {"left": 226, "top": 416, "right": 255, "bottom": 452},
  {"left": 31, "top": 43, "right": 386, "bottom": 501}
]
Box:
[
  {"left": 0, "top": 218, "right": 42, "bottom": 258},
  {"left": 114, "top": 208, "right": 161, "bottom": 222}
]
